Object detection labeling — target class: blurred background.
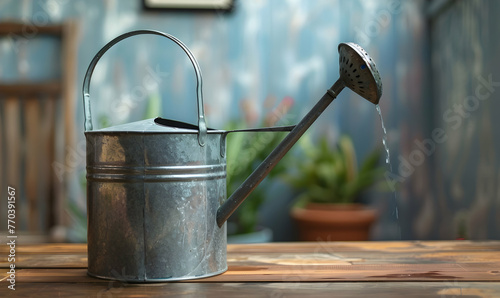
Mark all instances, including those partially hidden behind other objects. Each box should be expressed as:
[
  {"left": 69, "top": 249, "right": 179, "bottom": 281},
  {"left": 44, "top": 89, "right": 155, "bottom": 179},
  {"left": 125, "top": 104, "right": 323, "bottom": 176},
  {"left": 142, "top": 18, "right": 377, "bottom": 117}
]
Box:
[{"left": 0, "top": 0, "right": 499, "bottom": 242}]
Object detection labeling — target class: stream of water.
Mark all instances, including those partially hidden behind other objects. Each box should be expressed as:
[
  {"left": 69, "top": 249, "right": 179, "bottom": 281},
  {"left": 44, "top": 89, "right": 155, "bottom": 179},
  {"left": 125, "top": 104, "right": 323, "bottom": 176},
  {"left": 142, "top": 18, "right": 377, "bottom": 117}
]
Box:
[{"left": 375, "top": 104, "right": 401, "bottom": 239}]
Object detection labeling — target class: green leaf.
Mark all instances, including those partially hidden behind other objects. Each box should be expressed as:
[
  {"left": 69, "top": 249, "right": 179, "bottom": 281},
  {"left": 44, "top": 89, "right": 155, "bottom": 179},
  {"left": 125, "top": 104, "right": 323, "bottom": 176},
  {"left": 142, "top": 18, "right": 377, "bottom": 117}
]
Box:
[
  {"left": 281, "top": 134, "right": 386, "bottom": 205},
  {"left": 339, "top": 135, "right": 357, "bottom": 182},
  {"left": 143, "top": 92, "right": 162, "bottom": 119}
]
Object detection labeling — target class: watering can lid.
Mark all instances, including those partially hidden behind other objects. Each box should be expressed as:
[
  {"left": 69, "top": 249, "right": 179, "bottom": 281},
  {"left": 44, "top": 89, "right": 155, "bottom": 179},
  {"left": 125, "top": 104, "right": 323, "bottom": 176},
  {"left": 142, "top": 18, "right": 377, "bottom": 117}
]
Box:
[{"left": 87, "top": 118, "right": 217, "bottom": 134}]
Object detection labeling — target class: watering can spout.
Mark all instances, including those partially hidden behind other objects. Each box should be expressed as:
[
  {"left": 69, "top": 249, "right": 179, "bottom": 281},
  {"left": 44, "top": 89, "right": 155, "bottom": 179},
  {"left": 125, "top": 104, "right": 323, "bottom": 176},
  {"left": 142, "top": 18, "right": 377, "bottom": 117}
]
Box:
[{"left": 216, "top": 42, "right": 383, "bottom": 228}]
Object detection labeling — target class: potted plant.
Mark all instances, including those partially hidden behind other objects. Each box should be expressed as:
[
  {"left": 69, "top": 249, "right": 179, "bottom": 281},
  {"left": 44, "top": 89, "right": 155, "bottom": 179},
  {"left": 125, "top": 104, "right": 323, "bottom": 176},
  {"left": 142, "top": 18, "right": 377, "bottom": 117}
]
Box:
[
  {"left": 225, "top": 96, "right": 294, "bottom": 243},
  {"left": 284, "top": 134, "right": 385, "bottom": 241},
  {"left": 225, "top": 122, "right": 285, "bottom": 243}
]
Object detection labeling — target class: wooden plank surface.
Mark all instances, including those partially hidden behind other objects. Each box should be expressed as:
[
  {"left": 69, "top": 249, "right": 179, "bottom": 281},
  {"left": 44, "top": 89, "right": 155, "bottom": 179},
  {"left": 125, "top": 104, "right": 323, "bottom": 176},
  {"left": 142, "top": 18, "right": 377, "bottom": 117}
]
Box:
[
  {"left": 0, "top": 82, "right": 61, "bottom": 96},
  {"left": 0, "top": 242, "right": 500, "bottom": 296},
  {"left": 2, "top": 240, "right": 499, "bottom": 254},
  {"left": 0, "top": 241, "right": 499, "bottom": 282},
  {"left": 24, "top": 98, "right": 40, "bottom": 232},
  {"left": 53, "top": 20, "right": 79, "bottom": 232},
  {"left": 0, "top": 22, "right": 63, "bottom": 36},
  {"left": 3, "top": 97, "right": 21, "bottom": 231},
  {"left": 39, "top": 97, "right": 56, "bottom": 232},
  {"left": 0, "top": 282, "right": 499, "bottom": 298}
]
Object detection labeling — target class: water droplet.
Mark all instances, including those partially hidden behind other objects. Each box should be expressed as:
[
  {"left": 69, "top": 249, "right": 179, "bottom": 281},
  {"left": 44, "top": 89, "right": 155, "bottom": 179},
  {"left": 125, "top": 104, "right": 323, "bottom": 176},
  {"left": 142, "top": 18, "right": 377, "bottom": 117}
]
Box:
[
  {"left": 376, "top": 105, "right": 390, "bottom": 164},
  {"left": 375, "top": 104, "right": 401, "bottom": 237}
]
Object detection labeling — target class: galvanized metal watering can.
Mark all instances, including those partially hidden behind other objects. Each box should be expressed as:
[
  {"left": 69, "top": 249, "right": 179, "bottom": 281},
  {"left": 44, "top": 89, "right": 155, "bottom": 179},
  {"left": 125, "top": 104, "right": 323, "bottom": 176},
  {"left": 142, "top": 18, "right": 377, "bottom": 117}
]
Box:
[{"left": 84, "top": 30, "right": 382, "bottom": 282}]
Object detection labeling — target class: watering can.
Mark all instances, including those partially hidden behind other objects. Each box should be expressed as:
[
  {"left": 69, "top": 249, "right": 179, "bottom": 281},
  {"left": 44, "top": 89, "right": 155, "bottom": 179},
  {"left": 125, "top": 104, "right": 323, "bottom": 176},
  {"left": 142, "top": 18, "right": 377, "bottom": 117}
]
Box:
[{"left": 84, "top": 30, "right": 382, "bottom": 282}]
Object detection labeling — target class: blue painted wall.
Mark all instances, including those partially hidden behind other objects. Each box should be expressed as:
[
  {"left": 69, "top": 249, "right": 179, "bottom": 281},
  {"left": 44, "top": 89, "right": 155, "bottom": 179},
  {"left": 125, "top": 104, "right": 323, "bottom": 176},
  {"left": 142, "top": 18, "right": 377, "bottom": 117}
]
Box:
[
  {"left": 430, "top": 0, "right": 500, "bottom": 240},
  {"left": 1, "top": 0, "right": 449, "bottom": 241}
]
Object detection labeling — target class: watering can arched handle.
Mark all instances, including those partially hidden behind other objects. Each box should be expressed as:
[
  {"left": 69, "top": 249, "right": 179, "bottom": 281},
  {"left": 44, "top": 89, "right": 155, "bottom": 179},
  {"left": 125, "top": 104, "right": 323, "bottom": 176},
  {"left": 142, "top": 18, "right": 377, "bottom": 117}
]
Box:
[{"left": 82, "top": 30, "right": 208, "bottom": 146}]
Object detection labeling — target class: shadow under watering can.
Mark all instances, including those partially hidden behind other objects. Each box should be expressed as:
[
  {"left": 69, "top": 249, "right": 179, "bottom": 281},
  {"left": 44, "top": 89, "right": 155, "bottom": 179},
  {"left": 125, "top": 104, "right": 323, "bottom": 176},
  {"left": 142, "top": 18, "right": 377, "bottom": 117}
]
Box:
[{"left": 83, "top": 30, "right": 382, "bottom": 282}]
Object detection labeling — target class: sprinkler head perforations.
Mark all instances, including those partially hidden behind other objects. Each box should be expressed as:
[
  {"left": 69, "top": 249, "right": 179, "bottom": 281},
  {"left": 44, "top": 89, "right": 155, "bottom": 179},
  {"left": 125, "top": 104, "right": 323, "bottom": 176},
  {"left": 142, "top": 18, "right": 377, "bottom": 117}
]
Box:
[{"left": 338, "top": 42, "right": 382, "bottom": 104}]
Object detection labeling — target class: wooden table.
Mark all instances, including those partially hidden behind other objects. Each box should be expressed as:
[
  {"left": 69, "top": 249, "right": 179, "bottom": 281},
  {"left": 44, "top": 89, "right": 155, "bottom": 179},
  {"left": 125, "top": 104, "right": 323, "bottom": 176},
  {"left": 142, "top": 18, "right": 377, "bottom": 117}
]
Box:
[{"left": 1, "top": 241, "right": 500, "bottom": 297}]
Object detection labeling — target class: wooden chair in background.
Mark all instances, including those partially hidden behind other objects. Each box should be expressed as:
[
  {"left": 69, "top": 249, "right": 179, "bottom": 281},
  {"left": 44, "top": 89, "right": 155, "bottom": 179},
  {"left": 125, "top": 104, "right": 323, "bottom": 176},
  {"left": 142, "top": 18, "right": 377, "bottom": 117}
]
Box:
[{"left": 0, "top": 21, "right": 78, "bottom": 242}]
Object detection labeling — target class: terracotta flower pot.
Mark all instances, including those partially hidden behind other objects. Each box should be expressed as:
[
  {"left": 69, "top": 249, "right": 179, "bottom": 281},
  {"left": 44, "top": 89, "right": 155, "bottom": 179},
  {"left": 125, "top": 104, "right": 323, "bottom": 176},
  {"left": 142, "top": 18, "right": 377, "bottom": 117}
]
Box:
[{"left": 290, "top": 203, "right": 377, "bottom": 241}]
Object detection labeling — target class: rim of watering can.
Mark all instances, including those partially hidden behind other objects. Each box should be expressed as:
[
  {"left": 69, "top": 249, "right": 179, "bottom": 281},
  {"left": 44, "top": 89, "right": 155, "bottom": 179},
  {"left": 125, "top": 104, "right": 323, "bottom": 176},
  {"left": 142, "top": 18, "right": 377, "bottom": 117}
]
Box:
[{"left": 82, "top": 29, "right": 208, "bottom": 146}]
